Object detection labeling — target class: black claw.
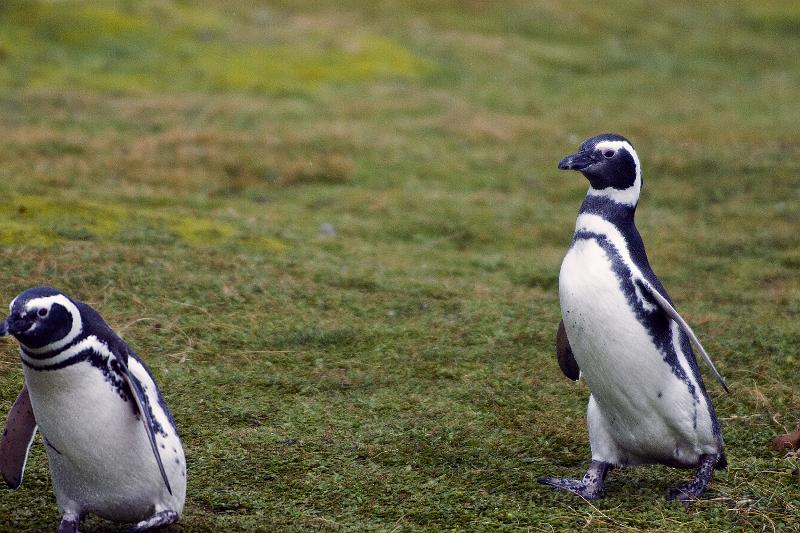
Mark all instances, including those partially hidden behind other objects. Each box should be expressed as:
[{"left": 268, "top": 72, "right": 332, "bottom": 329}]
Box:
[
  {"left": 539, "top": 476, "right": 605, "bottom": 499},
  {"left": 539, "top": 460, "right": 612, "bottom": 500},
  {"left": 666, "top": 486, "right": 701, "bottom": 505}
]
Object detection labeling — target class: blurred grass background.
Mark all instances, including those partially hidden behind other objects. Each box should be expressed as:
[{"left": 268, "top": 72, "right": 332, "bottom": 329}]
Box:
[{"left": 0, "top": 0, "right": 798, "bottom": 530}]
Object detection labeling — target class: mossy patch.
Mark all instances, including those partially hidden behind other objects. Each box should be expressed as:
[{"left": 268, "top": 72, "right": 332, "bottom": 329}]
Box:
[
  {"left": 238, "top": 237, "right": 289, "bottom": 254},
  {"left": 169, "top": 218, "right": 238, "bottom": 247},
  {"left": 193, "top": 37, "right": 431, "bottom": 93},
  {"left": 0, "top": 195, "right": 286, "bottom": 253},
  {"left": 0, "top": 219, "right": 57, "bottom": 246},
  {"left": 0, "top": 195, "right": 123, "bottom": 243},
  {"left": 0, "top": 1, "right": 432, "bottom": 94}
]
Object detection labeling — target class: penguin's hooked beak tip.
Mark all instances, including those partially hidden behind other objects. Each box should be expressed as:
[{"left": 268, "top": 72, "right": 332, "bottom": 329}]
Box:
[
  {"left": 2, "top": 314, "right": 31, "bottom": 337},
  {"left": 558, "top": 151, "right": 594, "bottom": 171}
]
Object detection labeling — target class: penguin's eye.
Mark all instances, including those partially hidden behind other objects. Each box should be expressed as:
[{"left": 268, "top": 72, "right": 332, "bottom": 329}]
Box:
[
  {"left": 603, "top": 150, "right": 615, "bottom": 159},
  {"left": 37, "top": 308, "right": 48, "bottom": 318}
]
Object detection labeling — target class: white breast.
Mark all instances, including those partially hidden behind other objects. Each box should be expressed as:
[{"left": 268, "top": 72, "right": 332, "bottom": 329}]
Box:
[
  {"left": 560, "top": 238, "right": 717, "bottom": 465},
  {"left": 23, "top": 358, "right": 185, "bottom": 522}
]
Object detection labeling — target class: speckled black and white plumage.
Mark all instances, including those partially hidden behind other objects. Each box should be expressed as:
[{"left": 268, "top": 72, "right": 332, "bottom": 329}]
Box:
[
  {"left": 0, "top": 287, "right": 185, "bottom": 530},
  {"left": 539, "top": 134, "right": 727, "bottom": 503}
]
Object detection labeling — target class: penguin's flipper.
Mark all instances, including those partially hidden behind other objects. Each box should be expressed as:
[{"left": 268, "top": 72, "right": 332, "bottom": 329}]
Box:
[
  {"left": 119, "top": 363, "right": 173, "bottom": 495},
  {"left": 0, "top": 385, "right": 38, "bottom": 489},
  {"left": 638, "top": 281, "right": 729, "bottom": 393},
  {"left": 556, "top": 320, "right": 580, "bottom": 381}
]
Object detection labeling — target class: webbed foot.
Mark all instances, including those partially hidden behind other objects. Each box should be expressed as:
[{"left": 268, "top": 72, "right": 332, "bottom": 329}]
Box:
[
  {"left": 58, "top": 511, "right": 82, "bottom": 533},
  {"left": 539, "top": 460, "right": 612, "bottom": 500},
  {"left": 666, "top": 453, "right": 720, "bottom": 504},
  {"left": 128, "top": 510, "right": 179, "bottom": 532}
]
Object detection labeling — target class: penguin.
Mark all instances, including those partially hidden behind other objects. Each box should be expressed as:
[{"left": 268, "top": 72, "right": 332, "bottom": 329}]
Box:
[
  {"left": 539, "top": 134, "right": 728, "bottom": 503},
  {"left": 0, "top": 286, "right": 186, "bottom": 531}
]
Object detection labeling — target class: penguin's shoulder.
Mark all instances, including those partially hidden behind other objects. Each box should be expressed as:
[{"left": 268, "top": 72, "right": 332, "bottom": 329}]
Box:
[
  {"left": 79, "top": 308, "right": 180, "bottom": 438},
  {"left": 573, "top": 208, "right": 667, "bottom": 298},
  {"left": 124, "top": 348, "right": 179, "bottom": 437}
]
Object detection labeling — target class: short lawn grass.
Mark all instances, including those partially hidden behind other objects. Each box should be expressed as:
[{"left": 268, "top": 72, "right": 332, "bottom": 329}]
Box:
[{"left": 0, "top": 1, "right": 798, "bottom": 530}]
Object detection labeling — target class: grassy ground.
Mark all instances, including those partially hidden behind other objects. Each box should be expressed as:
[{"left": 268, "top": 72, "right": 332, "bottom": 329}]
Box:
[{"left": 0, "top": 1, "right": 798, "bottom": 530}]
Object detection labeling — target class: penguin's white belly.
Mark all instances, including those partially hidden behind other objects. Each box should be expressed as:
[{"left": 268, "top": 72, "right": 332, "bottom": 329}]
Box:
[
  {"left": 23, "top": 360, "right": 185, "bottom": 522},
  {"left": 560, "top": 239, "right": 716, "bottom": 466}
]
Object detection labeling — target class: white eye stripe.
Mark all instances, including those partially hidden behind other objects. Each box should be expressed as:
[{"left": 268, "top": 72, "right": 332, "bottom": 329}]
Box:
[
  {"left": 595, "top": 140, "right": 630, "bottom": 151},
  {"left": 587, "top": 140, "right": 642, "bottom": 207},
  {"left": 26, "top": 303, "right": 53, "bottom": 316},
  {"left": 24, "top": 297, "right": 56, "bottom": 314}
]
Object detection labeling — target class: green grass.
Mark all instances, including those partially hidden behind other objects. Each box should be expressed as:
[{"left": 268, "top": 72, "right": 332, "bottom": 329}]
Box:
[{"left": 0, "top": 0, "right": 798, "bottom": 530}]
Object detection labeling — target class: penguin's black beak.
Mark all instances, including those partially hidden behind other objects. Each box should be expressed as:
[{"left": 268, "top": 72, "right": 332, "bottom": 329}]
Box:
[
  {"left": 558, "top": 150, "right": 595, "bottom": 171},
  {"left": 1, "top": 314, "right": 31, "bottom": 337}
]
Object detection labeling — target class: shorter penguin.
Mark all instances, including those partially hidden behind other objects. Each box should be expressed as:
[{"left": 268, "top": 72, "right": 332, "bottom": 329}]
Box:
[{"left": 0, "top": 287, "right": 186, "bottom": 532}]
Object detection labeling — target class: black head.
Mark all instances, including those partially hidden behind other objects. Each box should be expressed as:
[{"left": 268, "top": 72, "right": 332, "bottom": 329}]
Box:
[
  {"left": 558, "top": 133, "right": 642, "bottom": 204},
  {"left": 1, "top": 286, "right": 84, "bottom": 351}
]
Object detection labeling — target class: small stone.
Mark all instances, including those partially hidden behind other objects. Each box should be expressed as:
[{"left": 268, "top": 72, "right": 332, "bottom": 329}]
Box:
[{"left": 320, "top": 223, "right": 336, "bottom": 236}]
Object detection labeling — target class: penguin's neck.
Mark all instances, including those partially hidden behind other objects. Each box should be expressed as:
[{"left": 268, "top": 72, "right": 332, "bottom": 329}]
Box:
[
  {"left": 573, "top": 193, "right": 655, "bottom": 282},
  {"left": 577, "top": 193, "right": 637, "bottom": 229}
]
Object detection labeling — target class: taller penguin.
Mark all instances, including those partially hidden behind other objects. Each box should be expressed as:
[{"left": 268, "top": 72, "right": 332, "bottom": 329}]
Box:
[{"left": 539, "top": 134, "right": 728, "bottom": 503}]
